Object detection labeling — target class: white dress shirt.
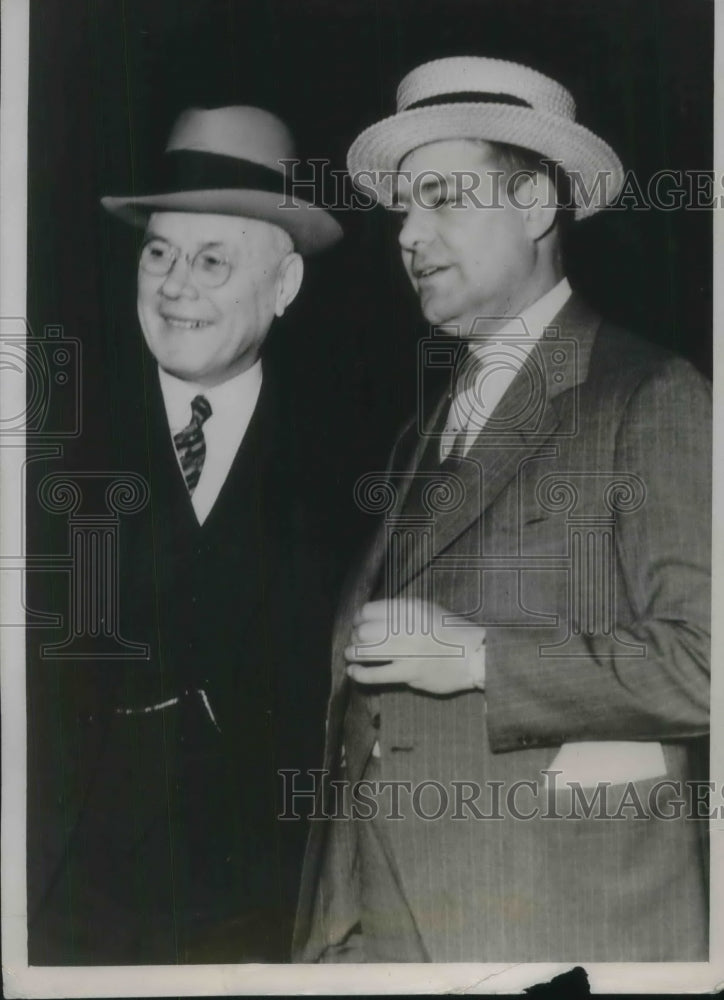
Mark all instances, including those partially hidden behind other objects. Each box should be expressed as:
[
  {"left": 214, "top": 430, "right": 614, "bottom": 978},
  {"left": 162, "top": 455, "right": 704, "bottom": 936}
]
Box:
[
  {"left": 158, "top": 361, "right": 263, "bottom": 525},
  {"left": 440, "top": 278, "right": 572, "bottom": 461}
]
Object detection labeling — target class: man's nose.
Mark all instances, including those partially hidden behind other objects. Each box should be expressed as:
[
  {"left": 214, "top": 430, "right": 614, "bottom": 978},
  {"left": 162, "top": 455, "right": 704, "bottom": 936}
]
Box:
[
  {"left": 159, "top": 256, "right": 199, "bottom": 299},
  {"left": 397, "top": 206, "right": 432, "bottom": 252}
]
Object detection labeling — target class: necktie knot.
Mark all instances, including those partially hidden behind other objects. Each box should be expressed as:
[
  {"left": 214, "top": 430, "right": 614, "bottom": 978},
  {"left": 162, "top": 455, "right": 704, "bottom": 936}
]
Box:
[
  {"left": 190, "top": 394, "right": 212, "bottom": 427},
  {"left": 174, "top": 394, "right": 212, "bottom": 496}
]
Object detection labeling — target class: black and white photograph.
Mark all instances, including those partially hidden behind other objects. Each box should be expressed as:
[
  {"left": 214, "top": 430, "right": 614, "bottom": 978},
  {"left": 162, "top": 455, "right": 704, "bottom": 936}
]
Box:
[{"left": 0, "top": 0, "right": 721, "bottom": 994}]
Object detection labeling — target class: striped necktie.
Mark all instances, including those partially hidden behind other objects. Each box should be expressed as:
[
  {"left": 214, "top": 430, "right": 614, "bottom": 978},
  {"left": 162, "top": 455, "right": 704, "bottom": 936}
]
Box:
[{"left": 173, "top": 394, "right": 212, "bottom": 495}]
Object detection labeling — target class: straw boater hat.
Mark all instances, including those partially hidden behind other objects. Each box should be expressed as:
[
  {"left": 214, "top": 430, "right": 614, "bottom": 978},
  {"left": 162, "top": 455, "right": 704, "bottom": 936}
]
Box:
[
  {"left": 102, "top": 105, "right": 342, "bottom": 253},
  {"left": 347, "top": 57, "right": 624, "bottom": 220}
]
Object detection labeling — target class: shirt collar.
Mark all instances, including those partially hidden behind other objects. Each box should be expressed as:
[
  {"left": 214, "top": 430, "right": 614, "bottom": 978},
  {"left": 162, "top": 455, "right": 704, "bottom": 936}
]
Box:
[
  {"left": 469, "top": 277, "right": 572, "bottom": 361},
  {"left": 158, "top": 360, "right": 263, "bottom": 431}
]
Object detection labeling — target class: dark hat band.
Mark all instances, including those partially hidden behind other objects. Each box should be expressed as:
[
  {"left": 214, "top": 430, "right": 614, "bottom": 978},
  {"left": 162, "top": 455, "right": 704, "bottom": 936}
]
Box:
[
  {"left": 406, "top": 91, "right": 533, "bottom": 111},
  {"left": 149, "top": 149, "right": 293, "bottom": 198}
]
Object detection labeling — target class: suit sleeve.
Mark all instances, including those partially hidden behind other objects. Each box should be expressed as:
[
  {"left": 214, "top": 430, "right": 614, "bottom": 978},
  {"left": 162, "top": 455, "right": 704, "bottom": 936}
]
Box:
[{"left": 484, "top": 356, "right": 711, "bottom": 753}]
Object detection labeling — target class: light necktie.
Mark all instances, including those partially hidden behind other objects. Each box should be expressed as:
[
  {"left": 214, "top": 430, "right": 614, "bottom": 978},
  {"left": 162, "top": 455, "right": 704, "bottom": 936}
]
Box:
[
  {"left": 440, "top": 349, "right": 491, "bottom": 463},
  {"left": 173, "top": 394, "right": 212, "bottom": 495}
]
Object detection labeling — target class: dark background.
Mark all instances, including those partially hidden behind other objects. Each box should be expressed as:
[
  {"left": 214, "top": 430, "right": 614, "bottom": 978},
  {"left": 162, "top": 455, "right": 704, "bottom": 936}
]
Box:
[{"left": 27, "top": 0, "right": 713, "bottom": 553}]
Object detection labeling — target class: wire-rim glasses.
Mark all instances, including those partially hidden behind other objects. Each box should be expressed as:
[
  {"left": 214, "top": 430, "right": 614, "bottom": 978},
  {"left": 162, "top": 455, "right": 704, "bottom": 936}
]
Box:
[{"left": 139, "top": 238, "right": 232, "bottom": 289}]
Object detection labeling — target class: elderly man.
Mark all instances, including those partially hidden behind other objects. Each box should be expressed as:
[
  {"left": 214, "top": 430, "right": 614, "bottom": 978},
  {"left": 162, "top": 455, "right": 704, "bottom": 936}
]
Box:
[
  {"left": 294, "top": 58, "right": 711, "bottom": 963},
  {"left": 27, "top": 106, "right": 341, "bottom": 964}
]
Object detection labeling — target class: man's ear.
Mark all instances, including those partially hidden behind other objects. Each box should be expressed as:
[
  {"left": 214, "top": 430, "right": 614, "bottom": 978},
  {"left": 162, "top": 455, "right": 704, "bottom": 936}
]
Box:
[
  {"left": 275, "top": 252, "right": 304, "bottom": 317},
  {"left": 516, "top": 171, "right": 559, "bottom": 242}
]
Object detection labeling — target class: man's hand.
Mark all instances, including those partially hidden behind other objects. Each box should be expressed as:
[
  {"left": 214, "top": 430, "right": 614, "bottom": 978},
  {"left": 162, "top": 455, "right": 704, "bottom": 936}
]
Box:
[{"left": 345, "top": 599, "right": 486, "bottom": 695}]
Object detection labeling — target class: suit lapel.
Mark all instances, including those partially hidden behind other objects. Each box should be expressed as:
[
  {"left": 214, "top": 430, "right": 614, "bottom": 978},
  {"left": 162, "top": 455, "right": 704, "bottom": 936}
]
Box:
[
  {"left": 386, "top": 391, "right": 451, "bottom": 521},
  {"left": 391, "top": 294, "right": 602, "bottom": 593},
  {"left": 201, "top": 374, "right": 273, "bottom": 531},
  {"left": 145, "top": 369, "right": 201, "bottom": 527}
]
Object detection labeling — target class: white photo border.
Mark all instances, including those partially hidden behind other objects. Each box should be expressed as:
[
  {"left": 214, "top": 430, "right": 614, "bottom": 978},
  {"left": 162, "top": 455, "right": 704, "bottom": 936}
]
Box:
[{"left": 2, "top": 0, "right": 722, "bottom": 994}]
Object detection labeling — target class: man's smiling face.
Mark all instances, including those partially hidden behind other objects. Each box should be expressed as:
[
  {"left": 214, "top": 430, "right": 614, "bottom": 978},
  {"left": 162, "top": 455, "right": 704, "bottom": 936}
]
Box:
[
  {"left": 137, "top": 211, "right": 296, "bottom": 386},
  {"left": 395, "top": 139, "right": 538, "bottom": 334}
]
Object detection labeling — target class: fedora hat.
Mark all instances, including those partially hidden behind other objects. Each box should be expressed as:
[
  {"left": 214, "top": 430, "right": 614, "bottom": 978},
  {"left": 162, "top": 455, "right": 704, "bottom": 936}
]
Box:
[
  {"left": 101, "top": 105, "right": 342, "bottom": 253},
  {"left": 347, "top": 57, "right": 624, "bottom": 220}
]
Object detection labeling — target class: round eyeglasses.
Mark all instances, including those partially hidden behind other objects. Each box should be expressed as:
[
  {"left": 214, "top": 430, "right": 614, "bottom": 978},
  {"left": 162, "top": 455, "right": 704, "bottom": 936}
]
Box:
[{"left": 139, "top": 238, "right": 232, "bottom": 289}]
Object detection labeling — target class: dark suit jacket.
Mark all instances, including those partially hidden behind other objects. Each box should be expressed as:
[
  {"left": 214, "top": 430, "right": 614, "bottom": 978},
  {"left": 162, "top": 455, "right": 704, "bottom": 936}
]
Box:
[
  {"left": 294, "top": 295, "right": 711, "bottom": 962},
  {"left": 27, "top": 367, "right": 331, "bottom": 964}
]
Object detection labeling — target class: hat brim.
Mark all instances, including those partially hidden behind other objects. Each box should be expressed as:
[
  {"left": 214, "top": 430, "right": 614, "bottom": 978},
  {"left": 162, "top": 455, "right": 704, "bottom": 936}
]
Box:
[
  {"left": 347, "top": 104, "right": 624, "bottom": 220},
  {"left": 101, "top": 189, "right": 343, "bottom": 254}
]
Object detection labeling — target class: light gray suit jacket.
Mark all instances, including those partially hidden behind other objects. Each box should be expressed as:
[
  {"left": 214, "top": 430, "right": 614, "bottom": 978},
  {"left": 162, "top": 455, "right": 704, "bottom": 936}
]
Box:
[{"left": 294, "top": 295, "right": 711, "bottom": 962}]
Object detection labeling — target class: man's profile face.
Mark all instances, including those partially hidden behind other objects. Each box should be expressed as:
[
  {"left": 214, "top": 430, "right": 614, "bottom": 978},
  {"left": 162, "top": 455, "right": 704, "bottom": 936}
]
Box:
[
  {"left": 137, "top": 211, "right": 296, "bottom": 386},
  {"left": 395, "top": 139, "right": 537, "bottom": 332}
]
